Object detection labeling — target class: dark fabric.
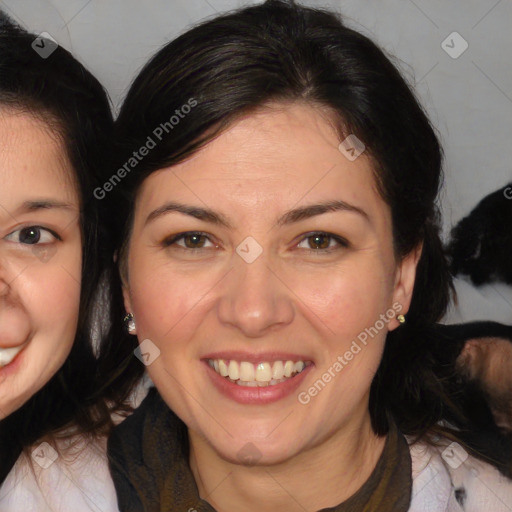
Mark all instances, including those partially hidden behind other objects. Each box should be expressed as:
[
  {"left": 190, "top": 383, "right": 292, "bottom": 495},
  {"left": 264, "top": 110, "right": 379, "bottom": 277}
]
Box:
[
  {"left": 108, "top": 387, "right": 412, "bottom": 512},
  {"left": 0, "top": 420, "right": 23, "bottom": 485}
]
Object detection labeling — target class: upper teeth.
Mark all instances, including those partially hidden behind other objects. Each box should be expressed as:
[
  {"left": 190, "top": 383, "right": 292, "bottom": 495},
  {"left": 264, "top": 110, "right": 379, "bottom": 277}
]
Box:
[
  {"left": 208, "top": 359, "right": 307, "bottom": 386},
  {"left": 0, "top": 346, "right": 24, "bottom": 367}
]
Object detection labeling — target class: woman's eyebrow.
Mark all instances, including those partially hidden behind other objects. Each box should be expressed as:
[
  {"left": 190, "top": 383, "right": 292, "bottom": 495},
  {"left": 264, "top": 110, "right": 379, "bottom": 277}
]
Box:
[
  {"left": 145, "top": 202, "right": 233, "bottom": 228},
  {"left": 145, "top": 199, "right": 369, "bottom": 228},
  {"left": 21, "top": 199, "right": 73, "bottom": 210},
  {"left": 15, "top": 199, "right": 75, "bottom": 214},
  {"left": 276, "top": 200, "right": 370, "bottom": 226}
]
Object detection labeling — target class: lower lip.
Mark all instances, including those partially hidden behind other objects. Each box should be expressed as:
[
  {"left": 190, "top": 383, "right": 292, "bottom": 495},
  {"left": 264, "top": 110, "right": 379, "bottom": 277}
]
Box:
[
  {"left": 204, "top": 361, "right": 314, "bottom": 404},
  {"left": 0, "top": 347, "right": 26, "bottom": 379}
]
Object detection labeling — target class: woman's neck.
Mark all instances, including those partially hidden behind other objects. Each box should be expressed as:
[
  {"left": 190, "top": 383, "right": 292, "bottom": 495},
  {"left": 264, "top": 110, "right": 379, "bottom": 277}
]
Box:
[{"left": 188, "top": 412, "right": 387, "bottom": 512}]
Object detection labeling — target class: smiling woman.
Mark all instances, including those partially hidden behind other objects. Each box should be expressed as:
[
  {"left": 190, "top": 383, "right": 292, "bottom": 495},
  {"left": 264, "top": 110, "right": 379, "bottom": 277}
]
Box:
[
  {"left": 101, "top": 1, "right": 512, "bottom": 511},
  {"left": 0, "top": 11, "right": 119, "bottom": 511},
  {"left": 0, "top": 112, "right": 82, "bottom": 415}
]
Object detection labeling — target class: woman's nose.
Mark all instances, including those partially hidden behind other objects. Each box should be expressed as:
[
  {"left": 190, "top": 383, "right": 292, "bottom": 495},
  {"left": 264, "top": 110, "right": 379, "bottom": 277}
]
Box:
[
  {"left": 216, "top": 251, "right": 295, "bottom": 338},
  {"left": 0, "top": 252, "right": 21, "bottom": 298},
  {"left": 0, "top": 256, "right": 9, "bottom": 297}
]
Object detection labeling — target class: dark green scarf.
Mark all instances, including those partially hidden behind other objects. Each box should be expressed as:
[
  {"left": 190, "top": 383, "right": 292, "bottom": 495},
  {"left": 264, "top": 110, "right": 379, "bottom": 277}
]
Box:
[{"left": 108, "top": 388, "right": 412, "bottom": 511}]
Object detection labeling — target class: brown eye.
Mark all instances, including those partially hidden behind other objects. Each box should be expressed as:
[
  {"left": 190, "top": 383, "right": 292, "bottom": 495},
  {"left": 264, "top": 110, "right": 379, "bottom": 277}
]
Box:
[
  {"left": 163, "top": 231, "right": 216, "bottom": 250},
  {"left": 296, "top": 232, "right": 348, "bottom": 252},
  {"left": 307, "top": 234, "right": 331, "bottom": 249},
  {"left": 183, "top": 233, "right": 208, "bottom": 248}
]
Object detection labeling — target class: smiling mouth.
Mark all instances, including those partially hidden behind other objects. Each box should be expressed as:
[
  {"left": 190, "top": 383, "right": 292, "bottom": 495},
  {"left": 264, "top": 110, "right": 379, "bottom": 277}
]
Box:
[
  {"left": 0, "top": 345, "right": 25, "bottom": 368},
  {"left": 207, "top": 359, "right": 312, "bottom": 387}
]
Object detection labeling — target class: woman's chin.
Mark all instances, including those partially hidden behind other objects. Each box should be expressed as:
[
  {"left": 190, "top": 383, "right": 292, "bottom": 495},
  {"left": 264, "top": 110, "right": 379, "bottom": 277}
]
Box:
[{"left": 200, "top": 429, "right": 304, "bottom": 468}]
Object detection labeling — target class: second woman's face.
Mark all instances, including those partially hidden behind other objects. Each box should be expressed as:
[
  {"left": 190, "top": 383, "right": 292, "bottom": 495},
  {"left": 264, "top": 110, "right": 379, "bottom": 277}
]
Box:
[
  {"left": 0, "top": 110, "right": 82, "bottom": 418},
  {"left": 124, "top": 103, "right": 418, "bottom": 465}
]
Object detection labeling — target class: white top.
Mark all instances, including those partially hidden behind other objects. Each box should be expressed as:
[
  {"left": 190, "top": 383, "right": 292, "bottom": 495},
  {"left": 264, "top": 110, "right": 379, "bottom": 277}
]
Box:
[
  {"left": 0, "top": 376, "right": 152, "bottom": 512},
  {"left": 409, "top": 437, "right": 512, "bottom": 511},
  {"left": 1, "top": 392, "right": 510, "bottom": 512},
  {"left": 0, "top": 435, "right": 118, "bottom": 512}
]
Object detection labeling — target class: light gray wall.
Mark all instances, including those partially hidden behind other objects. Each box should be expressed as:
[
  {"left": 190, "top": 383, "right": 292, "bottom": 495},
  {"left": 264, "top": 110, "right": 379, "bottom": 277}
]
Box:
[{"left": 2, "top": 0, "right": 511, "bottom": 324}]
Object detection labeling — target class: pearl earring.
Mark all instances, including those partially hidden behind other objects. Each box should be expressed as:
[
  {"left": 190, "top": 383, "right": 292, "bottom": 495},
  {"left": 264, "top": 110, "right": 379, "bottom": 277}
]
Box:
[{"left": 124, "top": 313, "right": 136, "bottom": 333}]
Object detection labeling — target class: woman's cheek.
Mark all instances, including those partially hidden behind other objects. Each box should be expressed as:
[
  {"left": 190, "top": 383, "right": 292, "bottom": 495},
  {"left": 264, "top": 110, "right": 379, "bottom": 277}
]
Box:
[
  {"left": 292, "top": 268, "right": 372, "bottom": 334},
  {"left": 25, "top": 253, "right": 82, "bottom": 321},
  {"left": 130, "top": 269, "right": 206, "bottom": 340},
  {"left": 28, "top": 254, "right": 81, "bottom": 357},
  {"left": 0, "top": 262, "right": 81, "bottom": 415}
]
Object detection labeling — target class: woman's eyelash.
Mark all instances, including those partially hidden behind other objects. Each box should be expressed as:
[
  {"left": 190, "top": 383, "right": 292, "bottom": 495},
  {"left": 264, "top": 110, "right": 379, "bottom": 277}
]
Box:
[
  {"left": 4, "top": 225, "right": 61, "bottom": 245},
  {"left": 296, "top": 232, "right": 349, "bottom": 252},
  {"left": 162, "top": 231, "right": 215, "bottom": 250},
  {"left": 162, "top": 231, "right": 348, "bottom": 252}
]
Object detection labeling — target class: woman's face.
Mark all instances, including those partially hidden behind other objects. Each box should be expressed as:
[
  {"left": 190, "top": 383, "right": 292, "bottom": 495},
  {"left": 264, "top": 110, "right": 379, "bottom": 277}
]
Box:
[
  {"left": 124, "top": 103, "right": 419, "bottom": 465},
  {"left": 0, "top": 110, "right": 82, "bottom": 418}
]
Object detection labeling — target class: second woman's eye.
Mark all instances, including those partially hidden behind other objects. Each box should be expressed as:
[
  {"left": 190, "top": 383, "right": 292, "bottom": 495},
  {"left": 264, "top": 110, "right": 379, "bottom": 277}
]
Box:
[
  {"left": 5, "top": 226, "right": 60, "bottom": 245},
  {"left": 296, "top": 232, "right": 348, "bottom": 251},
  {"left": 164, "top": 231, "right": 217, "bottom": 250}
]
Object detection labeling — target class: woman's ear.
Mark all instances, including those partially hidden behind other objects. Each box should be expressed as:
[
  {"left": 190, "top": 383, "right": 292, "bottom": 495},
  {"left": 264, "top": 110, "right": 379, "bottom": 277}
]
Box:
[
  {"left": 122, "top": 285, "right": 132, "bottom": 315},
  {"left": 119, "top": 254, "right": 136, "bottom": 334},
  {"left": 389, "top": 243, "right": 423, "bottom": 330}
]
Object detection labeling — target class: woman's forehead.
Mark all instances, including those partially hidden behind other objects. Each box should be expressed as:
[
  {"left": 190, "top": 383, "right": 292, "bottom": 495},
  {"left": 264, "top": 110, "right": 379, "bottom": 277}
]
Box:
[
  {"left": 0, "top": 110, "right": 78, "bottom": 203},
  {"left": 136, "top": 103, "right": 382, "bottom": 213}
]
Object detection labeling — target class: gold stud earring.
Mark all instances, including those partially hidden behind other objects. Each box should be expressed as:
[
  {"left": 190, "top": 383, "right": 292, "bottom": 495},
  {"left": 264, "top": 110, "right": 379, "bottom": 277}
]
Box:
[{"left": 397, "top": 314, "right": 405, "bottom": 324}]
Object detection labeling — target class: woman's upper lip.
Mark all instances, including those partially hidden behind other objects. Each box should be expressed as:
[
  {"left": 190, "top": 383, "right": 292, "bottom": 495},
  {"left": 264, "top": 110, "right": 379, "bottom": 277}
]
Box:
[
  {"left": 202, "top": 351, "right": 313, "bottom": 364},
  {"left": 0, "top": 340, "right": 28, "bottom": 350}
]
